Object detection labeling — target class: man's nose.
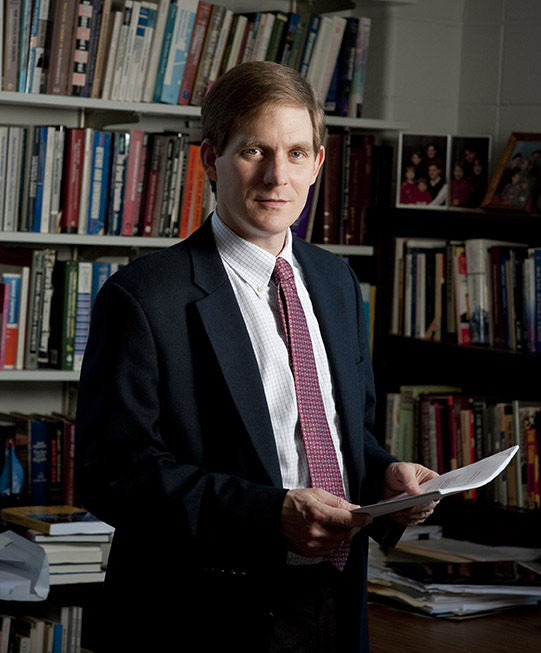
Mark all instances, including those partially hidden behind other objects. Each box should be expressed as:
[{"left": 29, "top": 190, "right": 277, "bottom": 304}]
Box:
[{"left": 263, "top": 154, "right": 288, "bottom": 185}]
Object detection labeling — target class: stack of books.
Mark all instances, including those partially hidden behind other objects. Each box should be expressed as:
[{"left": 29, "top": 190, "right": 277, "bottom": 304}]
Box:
[{"left": 0, "top": 505, "right": 114, "bottom": 585}]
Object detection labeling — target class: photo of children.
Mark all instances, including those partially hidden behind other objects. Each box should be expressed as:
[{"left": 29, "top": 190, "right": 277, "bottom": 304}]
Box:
[
  {"left": 449, "top": 136, "right": 491, "bottom": 208},
  {"left": 483, "top": 133, "right": 541, "bottom": 213},
  {"left": 396, "top": 133, "right": 450, "bottom": 209}
]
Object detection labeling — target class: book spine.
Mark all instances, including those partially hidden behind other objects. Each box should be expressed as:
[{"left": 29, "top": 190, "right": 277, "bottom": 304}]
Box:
[
  {"left": 107, "top": 132, "right": 130, "bottom": 236},
  {"left": 47, "top": 0, "right": 78, "bottom": 95},
  {"left": 71, "top": 0, "right": 93, "bottom": 96},
  {"left": 77, "top": 127, "right": 95, "bottom": 234},
  {"left": 73, "top": 261, "right": 92, "bottom": 371},
  {"left": 3, "top": 0, "right": 21, "bottom": 91},
  {"left": 29, "top": 417, "right": 49, "bottom": 504},
  {"left": 121, "top": 129, "right": 144, "bottom": 236},
  {"left": 88, "top": 131, "right": 112, "bottom": 235},
  {"left": 3, "top": 127, "right": 23, "bottom": 232},
  {"left": 1, "top": 273, "right": 22, "bottom": 369},
  {"left": 189, "top": 4, "right": 225, "bottom": 106},
  {"left": 24, "top": 249, "right": 46, "bottom": 370},
  {"left": 61, "top": 129, "right": 85, "bottom": 234},
  {"left": 37, "top": 249, "right": 57, "bottom": 367},
  {"left": 177, "top": 0, "right": 211, "bottom": 105},
  {"left": 160, "top": 2, "right": 197, "bottom": 105}
]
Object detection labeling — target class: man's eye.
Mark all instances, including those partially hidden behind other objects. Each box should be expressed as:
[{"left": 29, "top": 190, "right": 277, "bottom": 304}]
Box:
[
  {"left": 245, "top": 148, "right": 261, "bottom": 156},
  {"left": 291, "top": 151, "right": 304, "bottom": 159}
]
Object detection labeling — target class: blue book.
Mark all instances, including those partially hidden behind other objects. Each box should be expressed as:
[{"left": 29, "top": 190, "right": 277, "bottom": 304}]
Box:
[
  {"left": 298, "top": 13, "right": 321, "bottom": 77},
  {"left": 32, "top": 126, "right": 49, "bottom": 232},
  {"left": 91, "top": 262, "right": 111, "bottom": 307},
  {"left": 107, "top": 132, "right": 129, "bottom": 235},
  {"left": 153, "top": 0, "right": 178, "bottom": 102},
  {"left": 18, "top": 0, "right": 34, "bottom": 92},
  {"left": 24, "top": 0, "right": 42, "bottom": 92},
  {"left": 83, "top": 0, "right": 105, "bottom": 97},
  {"left": 87, "top": 131, "right": 112, "bottom": 235},
  {"left": 160, "top": 0, "right": 197, "bottom": 105}
]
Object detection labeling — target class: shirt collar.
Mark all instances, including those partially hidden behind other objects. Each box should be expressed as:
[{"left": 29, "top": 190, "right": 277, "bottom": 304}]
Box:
[{"left": 211, "top": 212, "right": 294, "bottom": 290}]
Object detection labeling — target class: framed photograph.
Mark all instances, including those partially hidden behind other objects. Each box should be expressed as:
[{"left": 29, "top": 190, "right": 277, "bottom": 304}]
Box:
[
  {"left": 396, "top": 133, "right": 451, "bottom": 209},
  {"left": 482, "top": 132, "right": 541, "bottom": 213},
  {"left": 448, "top": 135, "right": 491, "bottom": 209}
]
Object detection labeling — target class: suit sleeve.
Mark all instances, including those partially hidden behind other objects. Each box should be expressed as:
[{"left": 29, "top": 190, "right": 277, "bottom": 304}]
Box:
[{"left": 75, "top": 276, "right": 287, "bottom": 570}]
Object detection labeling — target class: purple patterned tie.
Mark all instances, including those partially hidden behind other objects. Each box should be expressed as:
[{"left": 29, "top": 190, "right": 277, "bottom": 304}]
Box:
[{"left": 272, "top": 257, "right": 349, "bottom": 570}]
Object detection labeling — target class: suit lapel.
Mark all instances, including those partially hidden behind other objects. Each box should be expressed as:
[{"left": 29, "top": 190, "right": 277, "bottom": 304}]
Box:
[{"left": 187, "top": 222, "right": 283, "bottom": 487}]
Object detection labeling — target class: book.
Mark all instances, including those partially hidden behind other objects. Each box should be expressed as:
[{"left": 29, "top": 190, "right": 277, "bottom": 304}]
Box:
[
  {"left": 132, "top": 1, "right": 158, "bottom": 101},
  {"left": 2, "top": 0, "right": 21, "bottom": 92},
  {"left": 87, "top": 130, "right": 112, "bottom": 235},
  {"left": 40, "top": 543, "right": 104, "bottom": 564},
  {"left": 110, "top": 0, "right": 134, "bottom": 101},
  {"left": 90, "top": 0, "right": 112, "bottom": 98},
  {"left": 107, "top": 131, "right": 130, "bottom": 235},
  {"left": 205, "top": 7, "right": 233, "bottom": 94},
  {"left": 177, "top": 0, "right": 212, "bottom": 105},
  {"left": 3, "top": 126, "right": 25, "bottom": 233},
  {"left": 0, "top": 505, "right": 115, "bottom": 535},
  {"left": 76, "top": 127, "right": 95, "bottom": 234},
  {"left": 23, "top": 249, "right": 46, "bottom": 370},
  {"left": 100, "top": 8, "right": 123, "bottom": 100},
  {"left": 353, "top": 445, "right": 519, "bottom": 517},
  {"left": 61, "top": 128, "right": 85, "bottom": 233},
  {"left": 141, "top": 0, "right": 170, "bottom": 102},
  {"left": 73, "top": 261, "right": 92, "bottom": 372},
  {"left": 307, "top": 14, "right": 346, "bottom": 104},
  {"left": 48, "top": 260, "right": 79, "bottom": 370},
  {"left": 82, "top": 0, "right": 106, "bottom": 97},
  {"left": 117, "top": 0, "right": 141, "bottom": 101},
  {"left": 159, "top": 0, "right": 198, "bottom": 105},
  {"left": 71, "top": 0, "right": 94, "bottom": 96},
  {"left": 37, "top": 249, "right": 57, "bottom": 367},
  {"left": 348, "top": 16, "right": 371, "bottom": 118}
]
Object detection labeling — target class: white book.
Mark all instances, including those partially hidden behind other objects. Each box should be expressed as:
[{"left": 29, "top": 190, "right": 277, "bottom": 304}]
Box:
[
  {"left": 39, "top": 126, "right": 56, "bottom": 233},
  {"left": 110, "top": 0, "right": 134, "bottom": 101},
  {"left": 49, "top": 126, "right": 65, "bottom": 233},
  {"left": 353, "top": 445, "right": 519, "bottom": 517},
  {"left": 133, "top": 1, "right": 158, "bottom": 101},
  {"left": 101, "top": 10, "right": 123, "bottom": 100},
  {"left": 205, "top": 8, "right": 233, "bottom": 93},
  {"left": 141, "top": 0, "right": 169, "bottom": 102},
  {"left": 118, "top": 0, "right": 141, "bottom": 101},
  {"left": 77, "top": 128, "right": 95, "bottom": 234},
  {"left": 0, "top": 126, "right": 8, "bottom": 229},
  {"left": 15, "top": 265, "right": 30, "bottom": 370},
  {"left": 3, "top": 126, "right": 23, "bottom": 231},
  {"left": 222, "top": 14, "right": 247, "bottom": 73},
  {"left": 317, "top": 15, "right": 347, "bottom": 104},
  {"left": 41, "top": 543, "right": 103, "bottom": 564}
]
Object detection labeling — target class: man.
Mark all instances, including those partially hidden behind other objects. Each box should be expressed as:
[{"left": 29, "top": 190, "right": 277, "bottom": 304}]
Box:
[{"left": 76, "top": 61, "right": 437, "bottom": 652}]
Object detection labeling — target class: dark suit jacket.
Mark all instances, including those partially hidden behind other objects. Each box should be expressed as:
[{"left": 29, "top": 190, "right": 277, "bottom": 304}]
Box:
[{"left": 76, "top": 219, "right": 399, "bottom": 651}]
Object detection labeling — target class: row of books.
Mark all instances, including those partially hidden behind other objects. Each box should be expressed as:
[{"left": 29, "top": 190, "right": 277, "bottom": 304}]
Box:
[
  {"left": 0, "top": 605, "right": 83, "bottom": 653},
  {"left": 385, "top": 385, "right": 540, "bottom": 510},
  {"left": 0, "top": 411, "right": 79, "bottom": 506},
  {"left": 1, "top": 0, "right": 372, "bottom": 115},
  {"left": 391, "top": 236, "right": 541, "bottom": 353},
  {"left": 293, "top": 129, "right": 393, "bottom": 246},
  {"left": 0, "top": 124, "right": 215, "bottom": 238},
  {"left": 0, "top": 248, "right": 124, "bottom": 371}
]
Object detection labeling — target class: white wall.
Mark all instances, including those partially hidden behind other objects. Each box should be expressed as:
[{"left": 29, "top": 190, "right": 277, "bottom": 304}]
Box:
[{"left": 359, "top": 0, "right": 541, "bottom": 171}]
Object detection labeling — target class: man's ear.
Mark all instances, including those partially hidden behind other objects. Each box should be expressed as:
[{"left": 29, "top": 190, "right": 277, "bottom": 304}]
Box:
[
  {"left": 200, "top": 139, "right": 217, "bottom": 182},
  {"left": 311, "top": 145, "right": 325, "bottom": 185}
]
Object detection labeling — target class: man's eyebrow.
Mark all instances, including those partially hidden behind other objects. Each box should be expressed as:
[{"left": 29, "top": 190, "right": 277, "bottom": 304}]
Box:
[{"left": 237, "top": 138, "right": 314, "bottom": 153}]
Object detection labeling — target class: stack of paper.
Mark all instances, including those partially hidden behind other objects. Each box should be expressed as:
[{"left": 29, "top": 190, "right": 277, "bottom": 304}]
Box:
[{"left": 368, "top": 527, "right": 541, "bottom": 618}]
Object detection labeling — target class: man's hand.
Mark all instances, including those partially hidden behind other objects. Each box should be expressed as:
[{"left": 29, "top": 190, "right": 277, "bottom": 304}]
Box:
[
  {"left": 384, "top": 462, "right": 440, "bottom": 527},
  {"left": 280, "top": 488, "right": 372, "bottom": 558}
]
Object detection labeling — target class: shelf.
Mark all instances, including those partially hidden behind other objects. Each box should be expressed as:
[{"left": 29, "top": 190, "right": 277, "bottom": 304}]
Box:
[
  {"left": 315, "top": 243, "right": 374, "bottom": 256},
  {"left": 0, "top": 370, "right": 79, "bottom": 382},
  {"left": 0, "top": 91, "right": 408, "bottom": 133},
  {"left": 0, "top": 231, "right": 180, "bottom": 248}
]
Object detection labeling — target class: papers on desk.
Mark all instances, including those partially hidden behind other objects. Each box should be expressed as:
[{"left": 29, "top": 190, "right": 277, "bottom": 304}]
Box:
[
  {"left": 0, "top": 530, "right": 49, "bottom": 601},
  {"left": 354, "top": 446, "right": 518, "bottom": 517},
  {"left": 368, "top": 526, "right": 541, "bottom": 618}
]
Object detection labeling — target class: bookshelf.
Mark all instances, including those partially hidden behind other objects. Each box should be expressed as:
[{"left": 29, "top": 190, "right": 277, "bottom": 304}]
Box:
[{"left": 372, "top": 206, "right": 541, "bottom": 546}]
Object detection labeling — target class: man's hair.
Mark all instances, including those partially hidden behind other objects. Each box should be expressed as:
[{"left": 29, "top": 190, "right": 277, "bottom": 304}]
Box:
[{"left": 201, "top": 61, "right": 326, "bottom": 156}]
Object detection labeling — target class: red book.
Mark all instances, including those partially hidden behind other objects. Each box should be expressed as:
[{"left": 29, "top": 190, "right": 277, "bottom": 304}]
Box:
[
  {"left": 121, "top": 129, "right": 144, "bottom": 236},
  {"left": 0, "top": 283, "right": 9, "bottom": 369},
  {"left": 177, "top": 1, "right": 212, "bottom": 105},
  {"left": 61, "top": 128, "right": 85, "bottom": 233},
  {"left": 142, "top": 135, "right": 162, "bottom": 237},
  {"left": 179, "top": 145, "right": 200, "bottom": 238},
  {"left": 189, "top": 155, "right": 206, "bottom": 235}
]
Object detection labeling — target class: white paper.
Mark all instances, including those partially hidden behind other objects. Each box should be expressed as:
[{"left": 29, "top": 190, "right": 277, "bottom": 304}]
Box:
[
  {"left": 0, "top": 530, "right": 49, "bottom": 601},
  {"left": 354, "top": 445, "right": 519, "bottom": 517}
]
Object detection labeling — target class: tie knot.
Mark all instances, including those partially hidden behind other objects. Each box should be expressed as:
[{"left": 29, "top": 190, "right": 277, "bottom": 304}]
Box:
[{"left": 272, "top": 257, "right": 295, "bottom": 285}]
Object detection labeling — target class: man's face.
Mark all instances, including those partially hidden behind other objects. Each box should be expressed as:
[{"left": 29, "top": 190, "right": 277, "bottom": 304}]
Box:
[{"left": 201, "top": 104, "right": 324, "bottom": 254}]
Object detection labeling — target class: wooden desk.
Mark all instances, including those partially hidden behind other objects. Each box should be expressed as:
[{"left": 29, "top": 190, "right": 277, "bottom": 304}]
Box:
[{"left": 368, "top": 603, "right": 541, "bottom": 653}]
